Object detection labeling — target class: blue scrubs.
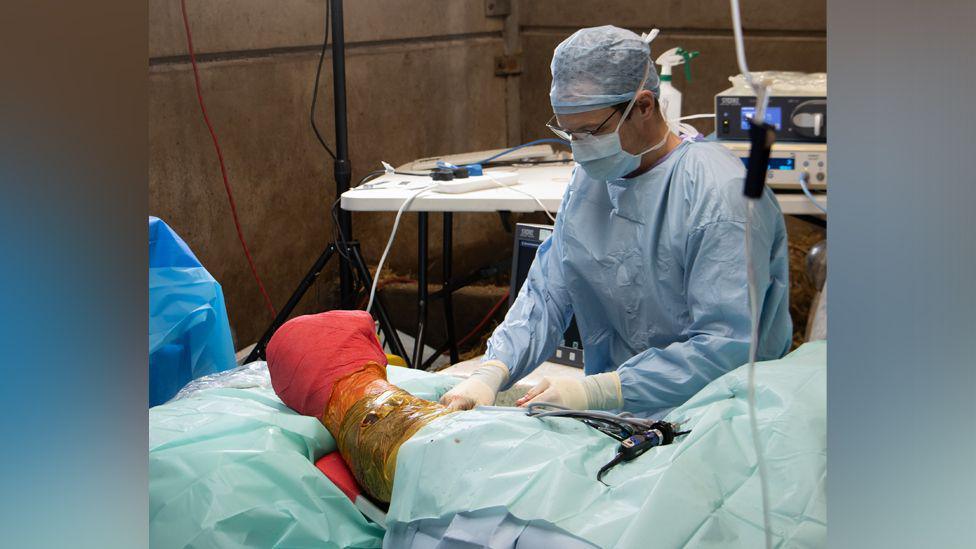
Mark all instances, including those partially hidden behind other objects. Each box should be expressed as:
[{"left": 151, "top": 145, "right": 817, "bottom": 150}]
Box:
[{"left": 485, "top": 140, "right": 791, "bottom": 418}]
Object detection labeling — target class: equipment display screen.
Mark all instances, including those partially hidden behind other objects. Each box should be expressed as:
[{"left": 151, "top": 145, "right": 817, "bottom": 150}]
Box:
[
  {"left": 739, "top": 157, "right": 795, "bottom": 170},
  {"left": 513, "top": 240, "right": 540, "bottom": 296},
  {"left": 512, "top": 231, "right": 584, "bottom": 357},
  {"left": 740, "top": 106, "right": 782, "bottom": 130}
]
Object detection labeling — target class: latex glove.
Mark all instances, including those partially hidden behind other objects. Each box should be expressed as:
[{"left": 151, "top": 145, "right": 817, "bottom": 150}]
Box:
[
  {"left": 516, "top": 372, "right": 623, "bottom": 410},
  {"left": 439, "top": 360, "right": 509, "bottom": 411}
]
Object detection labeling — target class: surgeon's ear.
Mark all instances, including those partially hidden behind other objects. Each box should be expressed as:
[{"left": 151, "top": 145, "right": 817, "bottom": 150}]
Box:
[{"left": 635, "top": 91, "right": 655, "bottom": 118}]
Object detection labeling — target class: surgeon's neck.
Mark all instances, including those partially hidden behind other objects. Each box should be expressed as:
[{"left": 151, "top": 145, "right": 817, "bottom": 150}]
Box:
[{"left": 624, "top": 130, "right": 682, "bottom": 179}]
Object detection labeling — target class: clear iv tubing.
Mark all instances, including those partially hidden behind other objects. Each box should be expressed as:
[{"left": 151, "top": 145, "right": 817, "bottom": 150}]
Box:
[
  {"left": 731, "top": 0, "right": 773, "bottom": 546},
  {"left": 730, "top": 0, "right": 769, "bottom": 122},
  {"left": 799, "top": 172, "right": 828, "bottom": 214},
  {"left": 744, "top": 201, "right": 773, "bottom": 549}
]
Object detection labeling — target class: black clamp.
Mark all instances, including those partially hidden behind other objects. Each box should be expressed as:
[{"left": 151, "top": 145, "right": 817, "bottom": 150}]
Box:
[
  {"left": 596, "top": 421, "right": 685, "bottom": 484},
  {"left": 743, "top": 119, "right": 777, "bottom": 198}
]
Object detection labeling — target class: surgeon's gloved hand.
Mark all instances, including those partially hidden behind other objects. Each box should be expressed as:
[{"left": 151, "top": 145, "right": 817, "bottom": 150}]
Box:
[
  {"left": 516, "top": 372, "right": 623, "bottom": 410},
  {"left": 439, "top": 360, "right": 509, "bottom": 411}
]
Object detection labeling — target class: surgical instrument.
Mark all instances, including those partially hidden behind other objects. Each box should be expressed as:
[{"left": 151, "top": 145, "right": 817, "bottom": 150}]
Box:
[{"left": 596, "top": 421, "right": 679, "bottom": 484}]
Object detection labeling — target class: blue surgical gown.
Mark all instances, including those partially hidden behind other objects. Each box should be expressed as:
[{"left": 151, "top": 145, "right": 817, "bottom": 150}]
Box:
[{"left": 485, "top": 140, "right": 791, "bottom": 418}]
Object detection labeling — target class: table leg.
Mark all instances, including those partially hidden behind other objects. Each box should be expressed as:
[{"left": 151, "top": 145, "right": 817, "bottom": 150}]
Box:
[
  {"left": 412, "top": 212, "right": 429, "bottom": 368},
  {"left": 442, "top": 212, "right": 460, "bottom": 364}
]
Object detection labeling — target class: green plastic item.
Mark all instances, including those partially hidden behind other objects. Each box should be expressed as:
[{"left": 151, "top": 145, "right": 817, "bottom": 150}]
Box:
[
  {"left": 677, "top": 47, "right": 700, "bottom": 82},
  {"left": 388, "top": 342, "right": 827, "bottom": 548},
  {"left": 149, "top": 365, "right": 459, "bottom": 549}
]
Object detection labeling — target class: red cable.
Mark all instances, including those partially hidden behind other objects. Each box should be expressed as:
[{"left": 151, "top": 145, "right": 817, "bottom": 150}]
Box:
[
  {"left": 456, "top": 290, "right": 510, "bottom": 348},
  {"left": 179, "top": 0, "right": 277, "bottom": 319}
]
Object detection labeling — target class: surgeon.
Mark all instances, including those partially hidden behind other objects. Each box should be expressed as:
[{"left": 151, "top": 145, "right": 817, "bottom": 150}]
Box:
[{"left": 440, "top": 26, "right": 791, "bottom": 419}]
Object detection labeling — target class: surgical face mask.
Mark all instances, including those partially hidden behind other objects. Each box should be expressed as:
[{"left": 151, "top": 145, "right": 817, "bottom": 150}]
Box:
[{"left": 571, "top": 61, "right": 669, "bottom": 181}]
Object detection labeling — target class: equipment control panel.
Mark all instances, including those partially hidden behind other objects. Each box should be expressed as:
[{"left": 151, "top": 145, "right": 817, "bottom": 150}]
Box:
[
  {"left": 715, "top": 92, "right": 826, "bottom": 143},
  {"left": 719, "top": 141, "right": 827, "bottom": 191}
]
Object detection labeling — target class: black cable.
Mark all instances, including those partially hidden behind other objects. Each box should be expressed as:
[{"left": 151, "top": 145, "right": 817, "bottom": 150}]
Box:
[
  {"left": 330, "top": 198, "right": 352, "bottom": 261},
  {"left": 327, "top": 171, "right": 393, "bottom": 298},
  {"left": 480, "top": 158, "right": 574, "bottom": 168},
  {"left": 310, "top": 0, "right": 336, "bottom": 160},
  {"left": 597, "top": 453, "right": 624, "bottom": 485}
]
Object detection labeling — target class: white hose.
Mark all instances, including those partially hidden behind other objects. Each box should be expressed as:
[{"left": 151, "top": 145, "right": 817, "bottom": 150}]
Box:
[{"left": 729, "top": 0, "right": 769, "bottom": 121}]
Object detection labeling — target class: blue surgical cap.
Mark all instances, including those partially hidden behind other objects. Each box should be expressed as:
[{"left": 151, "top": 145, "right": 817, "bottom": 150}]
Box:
[{"left": 550, "top": 25, "right": 661, "bottom": 115}]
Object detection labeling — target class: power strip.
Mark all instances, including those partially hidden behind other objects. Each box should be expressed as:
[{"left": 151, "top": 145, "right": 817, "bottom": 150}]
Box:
[{"left": 430, "top": 172, "right": 519, "bottom": 194}]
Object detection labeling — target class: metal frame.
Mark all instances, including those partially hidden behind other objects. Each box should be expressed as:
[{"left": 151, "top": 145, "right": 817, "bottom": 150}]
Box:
[{"left": 244, "top": 0, "right": 409, "bottom": 365}]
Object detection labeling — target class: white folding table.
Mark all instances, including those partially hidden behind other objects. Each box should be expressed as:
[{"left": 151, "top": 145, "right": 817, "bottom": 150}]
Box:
[
  {"left": 341, "top": 160, "right": 826, "bottom": 368},
  {"left": 340, "top": 162, "right": 827, "bottom": 214}
]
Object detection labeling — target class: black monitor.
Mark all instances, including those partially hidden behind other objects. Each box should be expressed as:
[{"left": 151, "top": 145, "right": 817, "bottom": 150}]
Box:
[{"left": 509, "top": 223, "right": 584, "bottom": 368}]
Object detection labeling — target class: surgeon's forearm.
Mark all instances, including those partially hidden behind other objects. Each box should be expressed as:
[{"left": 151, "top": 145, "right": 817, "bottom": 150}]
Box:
[
  {"left": 487, "top": 222, "right": 572, "bottom": 386},
  {"left": 485, "top": 291, "right": 571, "bottom": 387},
  {"left": 616, "top": 333, "right": 749, "bottom": 415},
  {"left": 485, "top": 324, "right": 561, "bottom": 388}
]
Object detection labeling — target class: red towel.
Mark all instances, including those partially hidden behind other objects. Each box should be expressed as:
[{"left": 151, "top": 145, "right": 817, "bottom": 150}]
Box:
[
  {"left": 267, "top": 310, "right": 387, "bottom": 417},
  {"left": 315, "top": 451, "right": 361, "bottom": 501}
]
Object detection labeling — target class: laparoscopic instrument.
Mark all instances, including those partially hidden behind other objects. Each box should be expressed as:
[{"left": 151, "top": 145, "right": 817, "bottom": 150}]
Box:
[{"left": 523, "top": 403, "right": 689, "bottom": 485}]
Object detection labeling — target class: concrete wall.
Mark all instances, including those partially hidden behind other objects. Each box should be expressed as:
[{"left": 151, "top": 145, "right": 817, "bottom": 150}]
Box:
[
  {"left": 150, "top": 0, "right": 826, "bottom": 349},
  {"left": 150, "top": 1, "right": 519, "bottom": 347},
  {"left": 519, "top": 0, "right": 826, "bottom": 140}
]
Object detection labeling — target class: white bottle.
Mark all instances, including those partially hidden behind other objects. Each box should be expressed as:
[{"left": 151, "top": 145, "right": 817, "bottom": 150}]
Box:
[{"left": 655, "top": 47, "right": 698, "bottom": 122}]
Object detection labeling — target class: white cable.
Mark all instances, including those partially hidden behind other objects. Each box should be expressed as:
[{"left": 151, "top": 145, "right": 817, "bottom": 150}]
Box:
[
  {"left": 366, "top": 186, "right": 435, "bottom": 314},
  {"left": 798, "top": 172, "right": 828, "bottom": 214},
  {"left": 729, "top": 0, "right": 753, "bottom": 88},
  {"left": 367, "top": 172, "right": 557, "bottom": 315},
  {"left": 484, "top": 172, "right": 557, "bottom": 224},
  {"left": 729, "top": 0, "right": 769, "bottom": 122},
  {"left": 731, "top": 1, "right": 773, "bottom": 546}
]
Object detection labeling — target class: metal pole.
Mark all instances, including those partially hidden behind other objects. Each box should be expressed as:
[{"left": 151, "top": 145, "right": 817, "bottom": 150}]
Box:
[
  {"left": 412, "top": 213, "right": 429, "bottom": 368},
  {"left": 442, "top": 213, "right": 460, "bottom": 363},
  {"left": 503, "top": 0, "right": 521, "bottom": 146},
  {"left": 331, "top": 0, "right": 354, "bottom": 307},
  {"left": 243, "top": 245, "right": 338, "bottom": 364}
]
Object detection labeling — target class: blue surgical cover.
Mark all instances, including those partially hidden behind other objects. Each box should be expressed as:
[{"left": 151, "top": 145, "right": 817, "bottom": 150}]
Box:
[{"left": 149, "top": 216, "right": 236, "bottom": 406}]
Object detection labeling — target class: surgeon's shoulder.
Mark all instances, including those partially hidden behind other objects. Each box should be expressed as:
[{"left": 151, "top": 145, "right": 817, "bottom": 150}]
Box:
[{"left": 672, "top": 141, "right": 752, "bottom": 224}]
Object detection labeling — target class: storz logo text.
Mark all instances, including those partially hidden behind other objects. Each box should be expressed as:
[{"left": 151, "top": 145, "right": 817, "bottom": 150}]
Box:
[{"left": 720, "top": 97, "right": 741, "bottom": 106}]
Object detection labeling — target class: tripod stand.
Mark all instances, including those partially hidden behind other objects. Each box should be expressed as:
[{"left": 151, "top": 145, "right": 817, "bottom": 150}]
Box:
[
  {"left": 243, "top": 0, "right": 408, "bottom": 365},
  {"left": 242, "top": 239, "right": 408, "bottom": 364}
]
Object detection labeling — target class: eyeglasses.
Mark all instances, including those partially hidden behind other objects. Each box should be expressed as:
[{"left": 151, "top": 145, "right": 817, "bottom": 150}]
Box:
[{"left": 546, "top": 107, "right": 623, "bottom": 141}]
